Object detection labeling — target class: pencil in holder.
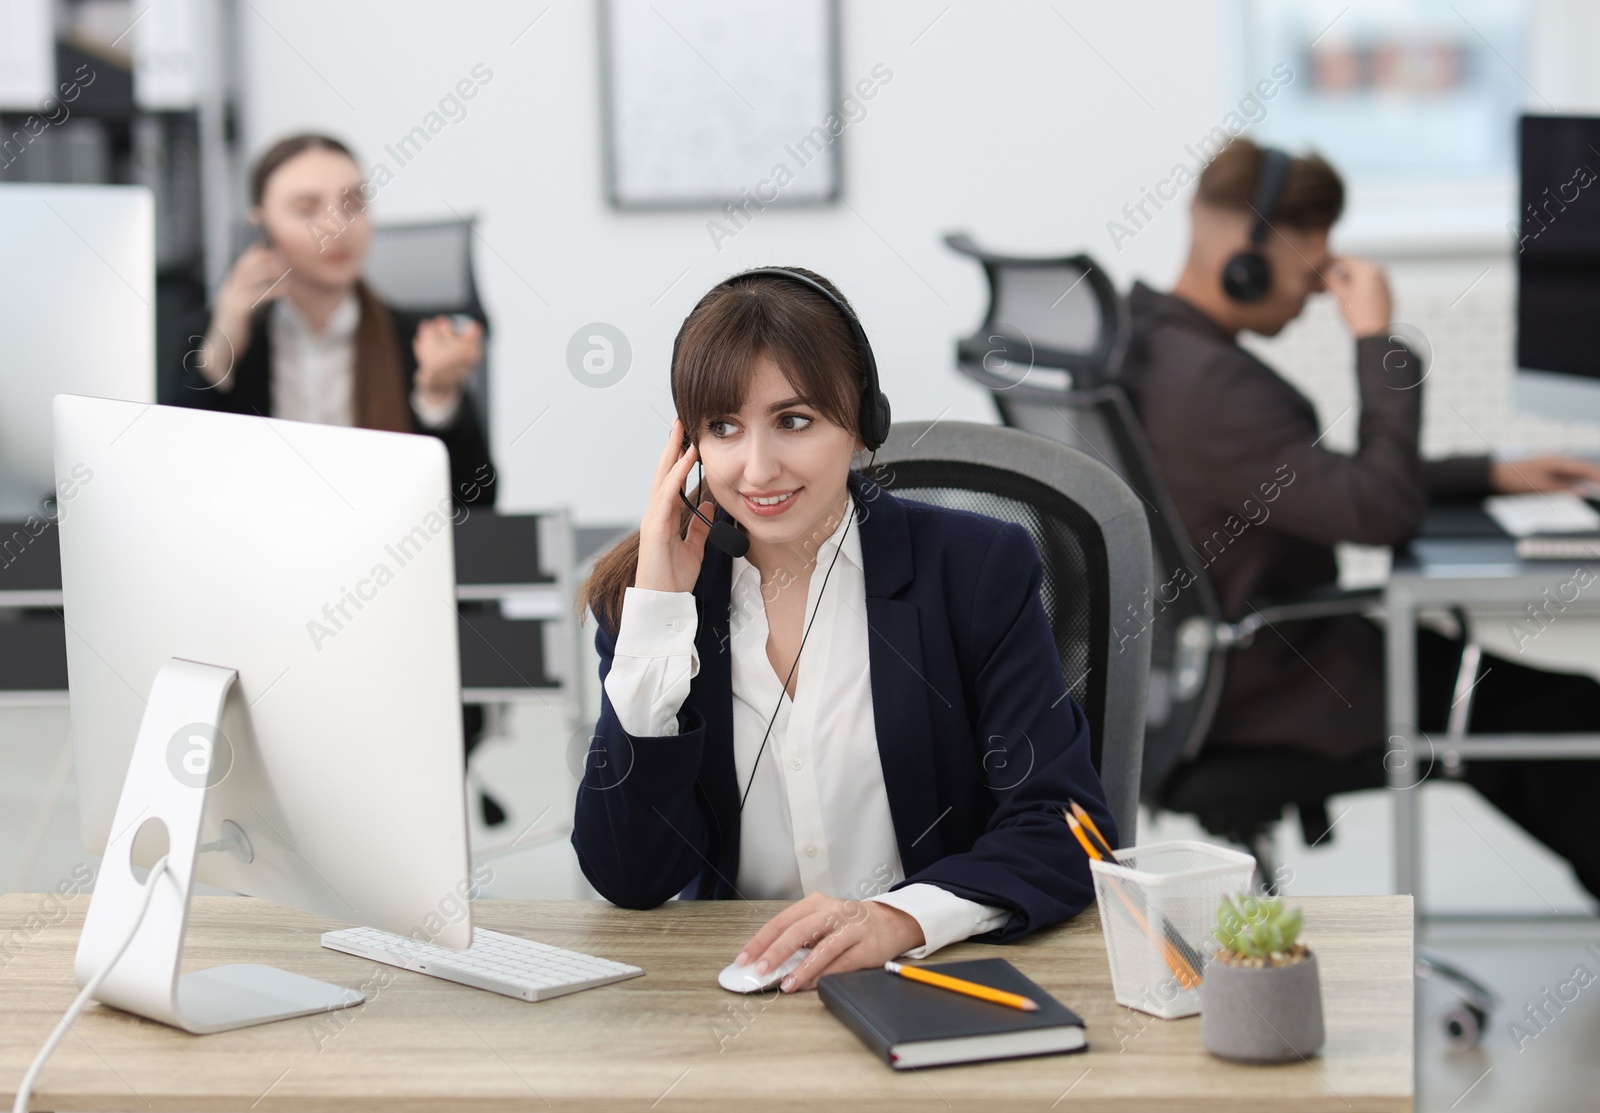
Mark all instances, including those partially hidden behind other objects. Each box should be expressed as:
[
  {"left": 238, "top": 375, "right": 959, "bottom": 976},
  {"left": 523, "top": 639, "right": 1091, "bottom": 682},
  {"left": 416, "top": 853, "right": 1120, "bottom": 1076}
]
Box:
[{"left": 1088, "top": 840, "right": 1256, "bottom": 1019}]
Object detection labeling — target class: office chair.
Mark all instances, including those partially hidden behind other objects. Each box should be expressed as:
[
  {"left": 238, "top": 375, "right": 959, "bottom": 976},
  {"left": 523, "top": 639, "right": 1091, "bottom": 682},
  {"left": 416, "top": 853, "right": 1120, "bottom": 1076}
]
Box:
[
  {"left": 944, "top": 232, "right": 1495, "bottom": 1047},
  {"left": 363, "top": 216, "right": 492, "bottom": 434},
  {"left": 365, "top": 216, "right": 504, "bottom": 824},
  {"left": 943, "top": 231, "right": 1392, "bottom": 854},
  {"left": 865, "top": 420, "right": 1151, "bottom": 845}
]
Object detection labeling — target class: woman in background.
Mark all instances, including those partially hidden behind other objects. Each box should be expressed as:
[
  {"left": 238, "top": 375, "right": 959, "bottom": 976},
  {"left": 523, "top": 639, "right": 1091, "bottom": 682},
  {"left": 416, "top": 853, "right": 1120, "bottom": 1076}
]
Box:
[
  {"left": 180, "top": 132, "right": 493, "bottom": 504},
  {"left": 179, "top": 132, "right": 503, "bottom": 821}
]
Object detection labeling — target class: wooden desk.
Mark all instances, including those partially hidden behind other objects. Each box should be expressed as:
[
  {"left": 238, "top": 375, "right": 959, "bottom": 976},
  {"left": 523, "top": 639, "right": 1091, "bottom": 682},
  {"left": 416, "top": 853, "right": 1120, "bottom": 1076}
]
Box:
[{"left": 0, "top": 894, "right": 1412, "bottom": 1111}]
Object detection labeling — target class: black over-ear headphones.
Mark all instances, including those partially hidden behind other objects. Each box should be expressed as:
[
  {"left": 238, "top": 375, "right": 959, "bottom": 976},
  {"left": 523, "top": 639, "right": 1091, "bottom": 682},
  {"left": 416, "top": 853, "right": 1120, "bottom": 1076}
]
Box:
[
  {"left": 671, "top": 267, "right": 891, "bottom": 559},
  {"left": 1221, "top": 147, "right": 1292, "bottom": 304}
]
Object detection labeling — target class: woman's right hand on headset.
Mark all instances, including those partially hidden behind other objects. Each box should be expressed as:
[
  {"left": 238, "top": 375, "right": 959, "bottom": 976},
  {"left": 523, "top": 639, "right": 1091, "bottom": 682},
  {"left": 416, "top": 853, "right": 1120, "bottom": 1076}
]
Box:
[{"left": 634, "top": 419, "right": 714, "bottom": 594}]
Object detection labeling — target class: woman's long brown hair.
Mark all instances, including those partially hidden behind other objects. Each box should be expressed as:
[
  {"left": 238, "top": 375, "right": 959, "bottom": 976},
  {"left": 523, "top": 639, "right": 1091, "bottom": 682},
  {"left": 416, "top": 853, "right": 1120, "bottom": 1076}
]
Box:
[
  {"left": 250, "top": 133, "right": 409, "bottom": 433},
  {"left": 579, "top": 267, "right": 868, "bottom": 636}
]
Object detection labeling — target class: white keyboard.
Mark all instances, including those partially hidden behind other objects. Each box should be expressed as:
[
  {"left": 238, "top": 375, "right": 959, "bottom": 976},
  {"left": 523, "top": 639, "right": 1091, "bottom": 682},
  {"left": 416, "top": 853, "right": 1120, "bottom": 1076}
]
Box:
[
  {"left": 1484, "top": 493, "right": 1600, "bottom": 537},
  {"left": 321, "top": 925, "right": 644, "bottom": 1002},
  {"left": 1517, "top": 536, "right": 1600, "bottom": 561}
]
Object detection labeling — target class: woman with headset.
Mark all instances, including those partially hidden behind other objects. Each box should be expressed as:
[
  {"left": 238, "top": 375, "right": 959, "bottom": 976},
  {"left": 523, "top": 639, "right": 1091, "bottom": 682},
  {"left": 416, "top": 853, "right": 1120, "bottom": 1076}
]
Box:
[
  {"left": 178, "top": 132, "right": 494, "bottom": 505},
  {"left": 575, "top": 268, "right": 1115, "bottom": 992}
]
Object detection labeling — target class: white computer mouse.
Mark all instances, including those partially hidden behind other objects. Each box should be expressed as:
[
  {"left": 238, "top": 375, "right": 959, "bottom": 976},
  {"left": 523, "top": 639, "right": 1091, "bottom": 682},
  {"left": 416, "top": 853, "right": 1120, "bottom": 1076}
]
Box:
[{"left": 717, "top": 946, "right": 811, "bottom": 993}]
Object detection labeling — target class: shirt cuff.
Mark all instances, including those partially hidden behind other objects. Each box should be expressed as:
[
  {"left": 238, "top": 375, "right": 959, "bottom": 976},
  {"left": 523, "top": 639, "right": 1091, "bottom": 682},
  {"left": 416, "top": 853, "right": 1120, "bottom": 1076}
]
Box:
[
  {"left": 867, "top": 884, "right": 1011, "bottom": 959},
  {"left": 614, "top": 587, "right": 700, "bottom": 660},
  {"left": 602, "top": 587, "right": 701, "bottom": 736},
  {"left": 411, "top": 387, "right": 462, "bottom": 429}
]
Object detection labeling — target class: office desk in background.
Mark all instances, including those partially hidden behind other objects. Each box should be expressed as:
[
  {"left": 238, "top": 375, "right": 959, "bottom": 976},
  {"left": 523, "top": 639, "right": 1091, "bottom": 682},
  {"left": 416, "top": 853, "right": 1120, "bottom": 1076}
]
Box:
[
  {"left": 0, "top": 895, "right": 1414, "bottom": 1112},
  {"left": 0, "top": 510, "right": 580, "bottom": 718},
  {"left": 1387, "top": 501, "right": 1600, "bottom": 898}
]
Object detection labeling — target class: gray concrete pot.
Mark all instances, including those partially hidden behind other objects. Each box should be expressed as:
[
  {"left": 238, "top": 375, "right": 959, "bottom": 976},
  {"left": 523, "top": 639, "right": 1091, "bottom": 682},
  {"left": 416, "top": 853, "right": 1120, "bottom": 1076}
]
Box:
[{"left": 1200, "top": 950, "right": 1325, "bottom": 1063}]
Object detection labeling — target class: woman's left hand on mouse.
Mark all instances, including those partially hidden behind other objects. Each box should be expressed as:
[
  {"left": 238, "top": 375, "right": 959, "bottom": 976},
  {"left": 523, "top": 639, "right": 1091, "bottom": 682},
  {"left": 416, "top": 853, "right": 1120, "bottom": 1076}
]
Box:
[{"left": 734, "top": 892, "right": 926, "bottom": 992}]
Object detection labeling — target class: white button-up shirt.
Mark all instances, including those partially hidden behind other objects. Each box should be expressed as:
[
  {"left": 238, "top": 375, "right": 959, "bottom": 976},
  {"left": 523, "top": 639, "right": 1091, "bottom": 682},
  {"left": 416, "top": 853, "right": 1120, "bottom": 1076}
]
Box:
[
  {"left": 218, "top": 291, "right": 460, "bottom": 428},
  {"left": 603, "top": 502, "right": 1009, "bottom": 958}
]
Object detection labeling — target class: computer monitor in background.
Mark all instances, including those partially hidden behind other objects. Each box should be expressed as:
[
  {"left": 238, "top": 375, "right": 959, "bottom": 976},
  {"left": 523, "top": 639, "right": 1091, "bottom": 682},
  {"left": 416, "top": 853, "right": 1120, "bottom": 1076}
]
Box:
[
  {"left": 0, "top": 185, "right": 154, "bottom": 517},
  {"left": 1514, "top": 114, "right": 1600, "bottom": 424},
  {"left": 54, "top": 395, "right": 473, "bottom": 1034}
]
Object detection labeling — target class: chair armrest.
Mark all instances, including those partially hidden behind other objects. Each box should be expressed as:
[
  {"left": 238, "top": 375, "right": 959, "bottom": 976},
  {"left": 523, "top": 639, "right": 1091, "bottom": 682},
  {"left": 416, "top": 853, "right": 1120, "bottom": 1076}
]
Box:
[{"left": 1216, "top": 586, "right": 1384, "bottom": 648}]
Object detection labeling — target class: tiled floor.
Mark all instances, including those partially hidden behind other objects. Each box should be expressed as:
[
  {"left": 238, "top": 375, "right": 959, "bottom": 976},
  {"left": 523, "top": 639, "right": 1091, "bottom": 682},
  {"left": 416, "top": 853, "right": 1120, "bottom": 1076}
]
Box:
[{"left": 1416, "top": 920, "right": 1600, "bottom": 1113}]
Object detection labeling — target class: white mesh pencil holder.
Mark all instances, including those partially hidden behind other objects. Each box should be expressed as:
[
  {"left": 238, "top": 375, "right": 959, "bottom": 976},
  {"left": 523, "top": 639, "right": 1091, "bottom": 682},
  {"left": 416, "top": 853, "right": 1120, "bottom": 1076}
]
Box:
[{"left": 1089, "top": 840, "right": 1256, "bottom": 1019}]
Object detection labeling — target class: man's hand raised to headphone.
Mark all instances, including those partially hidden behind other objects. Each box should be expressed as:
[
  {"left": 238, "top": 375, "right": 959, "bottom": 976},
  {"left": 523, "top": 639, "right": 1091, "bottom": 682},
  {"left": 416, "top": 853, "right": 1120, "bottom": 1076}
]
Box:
[
  {"left": 1325, "top": 255, "right": 1392, "bottom": 339},
  {"left": 635, "top": 419, "right": 715, "bottom": 594}
]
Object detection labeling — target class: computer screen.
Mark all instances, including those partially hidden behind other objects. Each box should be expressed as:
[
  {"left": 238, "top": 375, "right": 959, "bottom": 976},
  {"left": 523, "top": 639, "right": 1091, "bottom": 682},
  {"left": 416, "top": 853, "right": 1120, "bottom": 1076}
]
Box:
[
  {"left": 0, "top": 185, "right": 154, "bottom": 517},
  {"left": 1515, "top": 114, "right": 1600, "bottom": 420},
  {"left": 54, "top": 396, "right": 474, "bottom": 953}
]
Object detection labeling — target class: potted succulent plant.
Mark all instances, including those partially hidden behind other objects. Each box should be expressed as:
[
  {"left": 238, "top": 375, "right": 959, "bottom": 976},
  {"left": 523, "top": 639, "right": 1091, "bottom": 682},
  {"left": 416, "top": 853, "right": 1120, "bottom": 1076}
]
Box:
[{"left": 1200, "top": 893, "right": 1325, "bottom": 1063}]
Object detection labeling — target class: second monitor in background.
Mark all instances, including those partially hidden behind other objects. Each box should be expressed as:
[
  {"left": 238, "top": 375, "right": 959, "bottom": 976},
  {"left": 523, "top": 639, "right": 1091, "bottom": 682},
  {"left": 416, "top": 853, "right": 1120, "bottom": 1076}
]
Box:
[
  {"left": 0, "top": 184, "right": 154, "bottom": 518},
  {"left": 1515, "top": 113, "right": 1600, "bottom": 427}
]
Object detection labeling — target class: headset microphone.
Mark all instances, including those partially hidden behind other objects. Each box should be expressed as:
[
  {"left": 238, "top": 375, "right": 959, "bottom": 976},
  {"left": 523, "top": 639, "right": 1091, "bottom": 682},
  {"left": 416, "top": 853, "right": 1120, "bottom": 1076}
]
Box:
[{"left": 679, "top": 477, "right": 750, "bottom": 558}]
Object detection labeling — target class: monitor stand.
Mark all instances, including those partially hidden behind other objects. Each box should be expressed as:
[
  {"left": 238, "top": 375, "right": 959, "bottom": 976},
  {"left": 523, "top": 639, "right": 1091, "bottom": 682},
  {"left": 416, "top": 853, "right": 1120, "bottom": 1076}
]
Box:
[{"left": 74, "top": 657, "right": 364, "bottom": 1034}]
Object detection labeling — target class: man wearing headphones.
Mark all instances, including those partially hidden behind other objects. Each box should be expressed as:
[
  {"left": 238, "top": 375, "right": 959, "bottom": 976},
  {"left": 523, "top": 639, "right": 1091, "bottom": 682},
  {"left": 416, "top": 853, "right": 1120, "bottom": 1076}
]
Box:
[{"left": 1119, "top": 138, "right": 1600, "bottom": 898}]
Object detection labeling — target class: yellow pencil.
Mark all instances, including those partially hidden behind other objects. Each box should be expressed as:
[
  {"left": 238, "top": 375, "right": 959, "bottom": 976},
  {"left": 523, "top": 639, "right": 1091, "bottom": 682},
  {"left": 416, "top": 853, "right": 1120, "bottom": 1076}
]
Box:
[
  {"left": 884, "top": 961, "right": 1039, "bottom": 1011},
  {"left": 1068, "top": 799, "right": 1115, "bottom": 860},
  {"left": 1064, "top": 810, "right": 1105, "bottom": 861},
  {"left": 1065, "top": 809, "right": 1203, "bottom": 990}
]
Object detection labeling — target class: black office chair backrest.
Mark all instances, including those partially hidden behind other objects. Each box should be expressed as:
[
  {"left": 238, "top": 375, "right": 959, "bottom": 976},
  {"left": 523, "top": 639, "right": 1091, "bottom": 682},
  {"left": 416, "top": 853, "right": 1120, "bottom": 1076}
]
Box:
[
  {"left": 866, "top": 421, "right": 1151, "bottom": 846},
  {"left": 363, "top": 217, "right": 491, "bottom": 432},
  {"left": 945, "top": 232, "right": 1124, "bottom": 392},
  {"left": 945, "top": 235, "right": 1227, "bottom": 800}
]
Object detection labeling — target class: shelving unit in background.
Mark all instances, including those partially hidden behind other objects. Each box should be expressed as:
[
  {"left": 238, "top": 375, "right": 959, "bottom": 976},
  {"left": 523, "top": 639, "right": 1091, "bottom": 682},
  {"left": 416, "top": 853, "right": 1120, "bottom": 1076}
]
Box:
[{"left": 0, "top": 0, "right": 240, "bottom": 402}]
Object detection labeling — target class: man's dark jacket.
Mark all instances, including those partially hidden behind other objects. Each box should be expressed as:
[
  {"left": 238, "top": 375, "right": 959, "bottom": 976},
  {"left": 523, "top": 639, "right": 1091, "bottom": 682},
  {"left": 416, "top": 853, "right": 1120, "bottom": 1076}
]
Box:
[{"left": 1117, "top": 282, "right": 1491, "bottom": 758}]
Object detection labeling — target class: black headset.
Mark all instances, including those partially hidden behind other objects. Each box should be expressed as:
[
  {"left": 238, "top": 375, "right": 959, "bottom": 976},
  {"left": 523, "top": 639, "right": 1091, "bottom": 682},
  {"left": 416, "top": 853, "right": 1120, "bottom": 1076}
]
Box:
[
  {"left": 1221, "top": 147, "right": 1292, "bottom": 304},
  {"left": 671, "top": 267, "right": 891, "bottom": 559}
]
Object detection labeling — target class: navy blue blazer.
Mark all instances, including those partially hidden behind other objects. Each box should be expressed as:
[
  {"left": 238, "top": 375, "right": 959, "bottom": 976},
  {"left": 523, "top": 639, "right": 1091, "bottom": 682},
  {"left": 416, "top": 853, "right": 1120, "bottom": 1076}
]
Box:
[{"left": 571, "top": 469, "right": 1117, "bottom": 943}]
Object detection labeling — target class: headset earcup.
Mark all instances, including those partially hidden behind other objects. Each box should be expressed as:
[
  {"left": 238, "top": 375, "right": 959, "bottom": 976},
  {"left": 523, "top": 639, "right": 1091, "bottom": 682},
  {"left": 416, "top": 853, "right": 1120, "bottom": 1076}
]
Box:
[
  {"left": 863, "top": 391, "right": 891, "bottom": 451},
  {"left": 1222, "top": 251, "right": 1272, "bottom": 303}
]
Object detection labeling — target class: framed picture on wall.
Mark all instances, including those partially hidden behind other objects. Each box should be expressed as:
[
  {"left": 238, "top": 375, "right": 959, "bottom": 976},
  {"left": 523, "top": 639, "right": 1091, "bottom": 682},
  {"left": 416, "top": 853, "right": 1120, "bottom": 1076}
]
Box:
[{"left": 599, "top": 0, "right": 841, "bottom": 210}]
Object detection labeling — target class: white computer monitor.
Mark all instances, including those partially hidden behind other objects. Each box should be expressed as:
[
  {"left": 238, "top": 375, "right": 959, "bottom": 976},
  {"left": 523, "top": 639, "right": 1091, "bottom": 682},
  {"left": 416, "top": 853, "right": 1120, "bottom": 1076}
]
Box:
[
  {"left": 0, "top": 185, "right": 154, "bottom": 517},
  {"left": 53, "top": 394, "right": 473, "bottom": 1033}
]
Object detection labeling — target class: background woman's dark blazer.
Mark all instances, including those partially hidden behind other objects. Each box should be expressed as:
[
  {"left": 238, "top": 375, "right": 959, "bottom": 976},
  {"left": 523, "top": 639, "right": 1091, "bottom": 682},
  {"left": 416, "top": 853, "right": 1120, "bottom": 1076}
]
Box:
[
  {"left": 174, "top": 301, "right": 495, "bottom": 506},
  {"left": 572, "top": 469, "right": 1117, "bottom": 943}
]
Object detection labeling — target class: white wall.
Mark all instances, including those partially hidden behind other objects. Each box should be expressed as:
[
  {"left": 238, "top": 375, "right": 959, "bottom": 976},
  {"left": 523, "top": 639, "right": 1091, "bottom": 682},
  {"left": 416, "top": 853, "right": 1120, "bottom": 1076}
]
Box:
[
  {"left": 239, "top": 0, "right": 1600, "bottom": 525},
  {"left": 239, "top": 0, "right": 1244, "bottom": 520}
]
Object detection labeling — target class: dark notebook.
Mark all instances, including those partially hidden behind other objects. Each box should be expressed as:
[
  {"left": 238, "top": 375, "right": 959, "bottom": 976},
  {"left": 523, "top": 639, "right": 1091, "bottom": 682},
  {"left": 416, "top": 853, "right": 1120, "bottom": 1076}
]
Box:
[{"left": 817, "top": 958, "right": 1086, "bottom": 1069}]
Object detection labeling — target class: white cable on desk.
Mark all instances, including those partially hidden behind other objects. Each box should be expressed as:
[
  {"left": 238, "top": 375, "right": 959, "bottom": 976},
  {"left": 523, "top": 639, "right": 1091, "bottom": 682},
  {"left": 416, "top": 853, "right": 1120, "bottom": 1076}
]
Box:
[{"left": 13, "top": 856, "right": 171, "bottom": 1113}]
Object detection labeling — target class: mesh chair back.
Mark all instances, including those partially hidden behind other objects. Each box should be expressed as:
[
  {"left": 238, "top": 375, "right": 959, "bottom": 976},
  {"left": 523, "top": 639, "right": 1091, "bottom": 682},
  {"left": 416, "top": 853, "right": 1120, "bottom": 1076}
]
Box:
[
  {"left": 1001, "top": 387, "right": 1227, "bottom": 797},
  {"left": 945, "top": 235, "right": 1226, "bottom": 800},
  {"left": 363, "top": 218, "right": 490, "bottom": 429},
  {"left": 365, "top": 221, "right": 481, "bottom": 312},
  {"left": 945, "top": 232, "right": 1124, "bottom": 391},
  {"left": 867, "top": 421, "right": 1150, "bottom": 846}
]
